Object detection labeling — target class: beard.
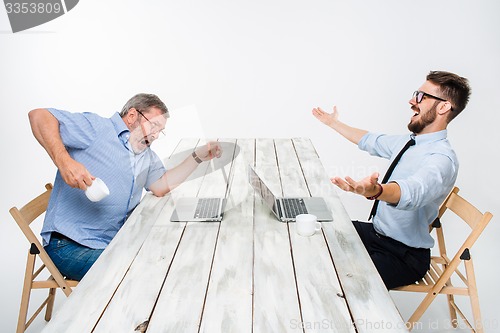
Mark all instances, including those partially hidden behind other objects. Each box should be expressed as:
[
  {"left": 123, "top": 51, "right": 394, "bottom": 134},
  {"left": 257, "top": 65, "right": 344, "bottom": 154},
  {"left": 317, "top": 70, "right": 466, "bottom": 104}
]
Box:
[
  {"left": 131, "top": 139, "right": 149, "bottom": 155},
  {"left": 129, "top": 121, "right": 151, "bottom": 155},
  {"left": 407, "top": 102, "right": 438, "bottom": 134}
]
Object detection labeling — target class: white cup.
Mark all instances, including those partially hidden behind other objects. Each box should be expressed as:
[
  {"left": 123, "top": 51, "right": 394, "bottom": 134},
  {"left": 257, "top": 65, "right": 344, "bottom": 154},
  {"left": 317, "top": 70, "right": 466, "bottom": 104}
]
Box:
[
  {"left": 85, "top": 178, "right": 110, "bottom": 202},
  {"left": 296, "top": 214, "right": 321, "bottom": 237}
]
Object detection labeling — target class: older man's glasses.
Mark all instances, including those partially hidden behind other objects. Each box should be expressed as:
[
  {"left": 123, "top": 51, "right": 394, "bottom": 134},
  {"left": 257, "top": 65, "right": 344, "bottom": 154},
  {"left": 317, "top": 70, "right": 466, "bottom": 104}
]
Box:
[
  {"left": 412, "top": 90, "right": 447, "bottom": 104},
  {"left": 136, "top": 109, "right": 166, "bottom": 137}
]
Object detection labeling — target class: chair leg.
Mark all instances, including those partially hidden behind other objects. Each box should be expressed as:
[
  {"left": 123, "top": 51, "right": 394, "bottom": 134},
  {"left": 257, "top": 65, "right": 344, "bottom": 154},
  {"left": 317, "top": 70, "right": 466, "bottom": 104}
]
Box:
[
  {"left": 447, "top": 294, "right": 458, "bottom": 328},
  {"left": 442, "top": 262, "right": 458, "bottom": 328},
  {"left": 465, "top": 259, "right": 483, "bottom": 333},
  {"left": 407, "top": 290, "right": 439, "bottom": 328},
  {"left": 17, "top": 252, "right": 35, "bottom": 333},
  {"left": 45, "top": 287, "right": 56, "bottom": 321}
]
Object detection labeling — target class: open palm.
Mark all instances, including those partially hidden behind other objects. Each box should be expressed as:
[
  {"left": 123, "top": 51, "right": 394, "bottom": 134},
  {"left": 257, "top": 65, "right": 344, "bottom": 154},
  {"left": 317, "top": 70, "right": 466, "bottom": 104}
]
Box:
[{"left": 312, "top": 106, "right": 339, "bottom": 127}]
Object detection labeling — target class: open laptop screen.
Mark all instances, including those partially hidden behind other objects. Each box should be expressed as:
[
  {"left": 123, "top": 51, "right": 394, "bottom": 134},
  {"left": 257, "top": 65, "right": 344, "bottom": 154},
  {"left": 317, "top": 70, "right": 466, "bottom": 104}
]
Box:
[{"left": 248, "top": 167, "right": 279, "bottom": 217}]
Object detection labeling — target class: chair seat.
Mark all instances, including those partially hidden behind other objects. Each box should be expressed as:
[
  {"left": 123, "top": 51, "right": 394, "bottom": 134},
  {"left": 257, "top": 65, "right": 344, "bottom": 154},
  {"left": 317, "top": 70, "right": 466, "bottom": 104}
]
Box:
[{"left": 395, "top": 256, "right": 469, "bottom": 296}]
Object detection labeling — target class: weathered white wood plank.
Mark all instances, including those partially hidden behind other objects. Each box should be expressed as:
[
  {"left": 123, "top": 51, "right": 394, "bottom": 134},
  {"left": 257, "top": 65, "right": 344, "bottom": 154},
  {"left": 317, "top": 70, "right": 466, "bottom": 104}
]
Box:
[
  {"left": 163, "top": 138, "right": 200, "bottom": 170},
  {"left": 43, "top": 137, "right": 408, "bottom": 333},
  {"left": 253, "top": 138, "right": 302, "bottom": 333},
  {"left": 293, "top": 138, "right": 408, "bottom": 333},
  {"left": 144, "top": 224, "right": 218, "bottom": 332},
  {"left": 197, "top": 139, "right": 236, "bottom": 198},
  {"left": 276, "top": 138, "right": 354, "bottom": 333},
  {"left": 275, "top": 138, "right": 308, "bottom": 197},
  {"left": 146, "top": 139, "right": 235, "bottom": 332},
  {"left": 168, "top": 138, "right": 211, "bottom": 201},
  {"left": 199, "top": 138, "right": 255, "bottom": 333},
  {"left": 41, "top": 193, "right": 168, "bottom": 332},
  {"left": 42, "top": 138, "right": 196, "bottom": 332},
  {"left": 92, "top": 139, "right": 200, "bottom": 332},
  {"left": 92, "top": 223, "right": 185, "bottom": 332},
  {"left": 155, "top": 138, "right": 206, "bottom": 227}
]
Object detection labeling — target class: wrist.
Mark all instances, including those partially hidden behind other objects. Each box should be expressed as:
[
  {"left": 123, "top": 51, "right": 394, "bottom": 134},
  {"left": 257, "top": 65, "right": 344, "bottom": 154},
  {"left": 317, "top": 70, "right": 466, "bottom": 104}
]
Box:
[
  {"left": 366, "top": 183, "right": 383, "bottom": 200},
  {"left": 53, "top": 151, "right": 71, "bottom": 169},
  {"left": 191, "top": 151, "right": 203, "bottom": 164}
]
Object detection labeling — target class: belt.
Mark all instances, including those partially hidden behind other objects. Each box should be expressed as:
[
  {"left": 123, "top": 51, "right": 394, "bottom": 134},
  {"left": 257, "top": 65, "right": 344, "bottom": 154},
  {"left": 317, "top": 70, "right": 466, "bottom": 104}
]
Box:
[
  {"left": 374, "top": 231, "right": 429, "bottom": 253},
  {"left": 51, "top": 232, "right": 72, "bottom": 241}
]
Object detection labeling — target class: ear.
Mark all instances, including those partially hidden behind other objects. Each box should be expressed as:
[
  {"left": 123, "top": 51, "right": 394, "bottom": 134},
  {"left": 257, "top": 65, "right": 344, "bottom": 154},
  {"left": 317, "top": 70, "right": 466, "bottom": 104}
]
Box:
[
  {"left": 125, "top": 108, "right": 139, "bottom": 126},
  {"left": 437, "top": 101, "right": 452, "bottom": 115}
]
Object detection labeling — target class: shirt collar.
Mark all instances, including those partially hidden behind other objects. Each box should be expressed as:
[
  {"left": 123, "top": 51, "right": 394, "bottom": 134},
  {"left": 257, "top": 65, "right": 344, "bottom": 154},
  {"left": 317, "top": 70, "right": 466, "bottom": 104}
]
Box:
[
  {"left": 111, "top": 112, "right": 150, "bottom": 158},
  {"left": 413, "top": 129, "right": 448, "bottom": 145},
  {"left": 110, "top": 112, "right": 131, "bottom": 145},
  {"left": 111, "top": 112, "right": 129, "bottom": 136}
]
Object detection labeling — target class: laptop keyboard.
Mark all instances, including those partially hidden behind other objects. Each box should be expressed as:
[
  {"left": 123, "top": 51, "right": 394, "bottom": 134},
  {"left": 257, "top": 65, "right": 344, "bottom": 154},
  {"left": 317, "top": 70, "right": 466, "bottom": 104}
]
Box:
[
  {"left": 282, "top": 198, "right": 308, "bottom": 218},
  {"left": 194, "top": 198, "right": 221, "bottom": 218}
]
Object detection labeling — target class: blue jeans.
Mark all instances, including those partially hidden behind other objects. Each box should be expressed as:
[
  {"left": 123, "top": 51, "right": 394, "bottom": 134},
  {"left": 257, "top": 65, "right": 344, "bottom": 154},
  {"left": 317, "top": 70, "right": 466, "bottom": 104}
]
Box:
[{"left": 44, "top": 233, "right": 104, "bottom": 281}]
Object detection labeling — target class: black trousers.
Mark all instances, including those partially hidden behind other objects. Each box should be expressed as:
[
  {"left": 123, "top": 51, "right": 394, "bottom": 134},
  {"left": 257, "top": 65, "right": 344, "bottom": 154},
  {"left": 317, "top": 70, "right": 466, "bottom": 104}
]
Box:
[{"left": 352, "top": 220, "right": 430, "bottom": 289}]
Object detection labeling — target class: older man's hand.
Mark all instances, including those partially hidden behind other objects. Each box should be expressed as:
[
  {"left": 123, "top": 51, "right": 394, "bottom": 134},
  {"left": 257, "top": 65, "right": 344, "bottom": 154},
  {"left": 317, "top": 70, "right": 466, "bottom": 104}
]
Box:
[{"left": 196, "top": 141, "right": 223, "bottom": 161}]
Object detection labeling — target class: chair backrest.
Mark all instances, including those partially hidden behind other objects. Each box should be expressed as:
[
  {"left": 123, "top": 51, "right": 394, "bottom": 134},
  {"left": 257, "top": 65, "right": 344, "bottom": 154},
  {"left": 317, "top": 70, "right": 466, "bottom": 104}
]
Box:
[
  {"left": 432, "top": 186, "right": 493, "bottom": 269},
  {"left": 10, "top": 183, "right": 53, "bottom": 250},
  {"left": 10, "top": 183, "right": 73, "bottom": 296}
]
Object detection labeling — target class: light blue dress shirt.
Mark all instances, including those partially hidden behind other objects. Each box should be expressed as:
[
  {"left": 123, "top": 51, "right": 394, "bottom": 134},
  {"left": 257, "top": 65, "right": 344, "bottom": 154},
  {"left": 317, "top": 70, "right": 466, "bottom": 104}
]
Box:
[
  {"left": 41, "top": 109, "right": 166, "bottom": 249},
  {"left": 358, "top": 130, "right": 458, "bottom": 248}
]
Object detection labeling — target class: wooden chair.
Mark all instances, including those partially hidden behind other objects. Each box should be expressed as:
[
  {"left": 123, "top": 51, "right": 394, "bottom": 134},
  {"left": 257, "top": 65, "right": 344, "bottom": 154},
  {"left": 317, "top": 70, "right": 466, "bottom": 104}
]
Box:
[
  {"left": 393, "top": 187, "right": 493, "bottom": 332},
  {"left": 10, "top": 183, "right": 78, "bottom": 333}
]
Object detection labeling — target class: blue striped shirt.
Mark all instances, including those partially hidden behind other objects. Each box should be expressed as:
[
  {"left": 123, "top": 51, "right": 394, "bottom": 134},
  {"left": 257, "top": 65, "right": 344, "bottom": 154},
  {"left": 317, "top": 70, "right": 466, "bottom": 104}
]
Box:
[
  {"left": 358, "top": 130, "right": 458, "bottom": 248},
  {"left": 41, "top": 109, "right": 166, "bottom": 249}
]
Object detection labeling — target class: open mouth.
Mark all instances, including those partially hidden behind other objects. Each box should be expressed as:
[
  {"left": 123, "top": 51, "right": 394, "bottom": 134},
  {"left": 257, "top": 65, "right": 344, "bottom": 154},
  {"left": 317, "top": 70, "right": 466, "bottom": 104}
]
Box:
[{"left": 411, "top": 106, "right": 420, "bottom": 117}]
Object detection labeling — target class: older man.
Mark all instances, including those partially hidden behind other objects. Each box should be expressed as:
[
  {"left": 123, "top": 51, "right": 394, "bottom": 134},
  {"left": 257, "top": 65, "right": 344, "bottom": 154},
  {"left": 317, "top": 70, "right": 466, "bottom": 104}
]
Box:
[{"left": 29, "top": 93, "right": 221, "bottom": 280}]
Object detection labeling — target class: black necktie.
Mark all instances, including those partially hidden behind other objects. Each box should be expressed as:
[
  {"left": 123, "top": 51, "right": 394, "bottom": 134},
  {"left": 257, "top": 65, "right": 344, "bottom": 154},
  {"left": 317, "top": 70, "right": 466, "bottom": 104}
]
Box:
[{"left": 368, "top": 137, "right": 415, "bottom": 220}]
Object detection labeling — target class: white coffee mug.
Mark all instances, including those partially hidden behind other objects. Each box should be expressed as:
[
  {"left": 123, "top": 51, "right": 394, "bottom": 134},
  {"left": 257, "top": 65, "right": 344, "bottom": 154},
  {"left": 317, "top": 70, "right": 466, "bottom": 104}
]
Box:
[
  {"left": 296, "top": 214, "right": 321, "bottom": 237},
  {"left": 85, "top": 178, "right": 110, "bottom": 202}
]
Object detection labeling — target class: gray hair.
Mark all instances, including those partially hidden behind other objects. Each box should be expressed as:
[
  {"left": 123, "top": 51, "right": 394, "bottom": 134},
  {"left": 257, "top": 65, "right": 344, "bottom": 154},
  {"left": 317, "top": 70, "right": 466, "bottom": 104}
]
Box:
[{"left": 119, "top": 93, "right": 169, "bottom": 118}]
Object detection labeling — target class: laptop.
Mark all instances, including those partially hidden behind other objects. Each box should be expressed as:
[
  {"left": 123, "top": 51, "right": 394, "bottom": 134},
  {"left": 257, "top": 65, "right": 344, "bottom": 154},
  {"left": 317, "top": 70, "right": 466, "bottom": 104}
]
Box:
[
  {"left": 248, "top": 166, "right": 333, "bottom": 222},
  {"left": 170, "top": 197, "right": 226, "bottom": 222}
]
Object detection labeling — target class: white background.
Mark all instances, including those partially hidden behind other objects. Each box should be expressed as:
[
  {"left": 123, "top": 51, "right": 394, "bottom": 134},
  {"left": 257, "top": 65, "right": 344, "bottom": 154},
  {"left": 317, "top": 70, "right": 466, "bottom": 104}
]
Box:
[{"left": 1, "top": 1, "right": 499, "bottom": 332}]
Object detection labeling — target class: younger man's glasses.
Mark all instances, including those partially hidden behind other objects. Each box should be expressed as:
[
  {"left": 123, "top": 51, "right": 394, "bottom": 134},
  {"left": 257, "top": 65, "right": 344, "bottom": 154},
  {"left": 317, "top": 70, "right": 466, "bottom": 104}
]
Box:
[{"left": 412, "top": 90, "right": 447, "bottom": 104}]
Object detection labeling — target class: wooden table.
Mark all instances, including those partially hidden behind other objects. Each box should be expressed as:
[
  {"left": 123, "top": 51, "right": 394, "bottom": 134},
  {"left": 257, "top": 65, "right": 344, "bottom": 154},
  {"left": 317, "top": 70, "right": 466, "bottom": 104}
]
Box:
[{"left": 42, "top": 138, "right": 408, "bottom": 332}]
